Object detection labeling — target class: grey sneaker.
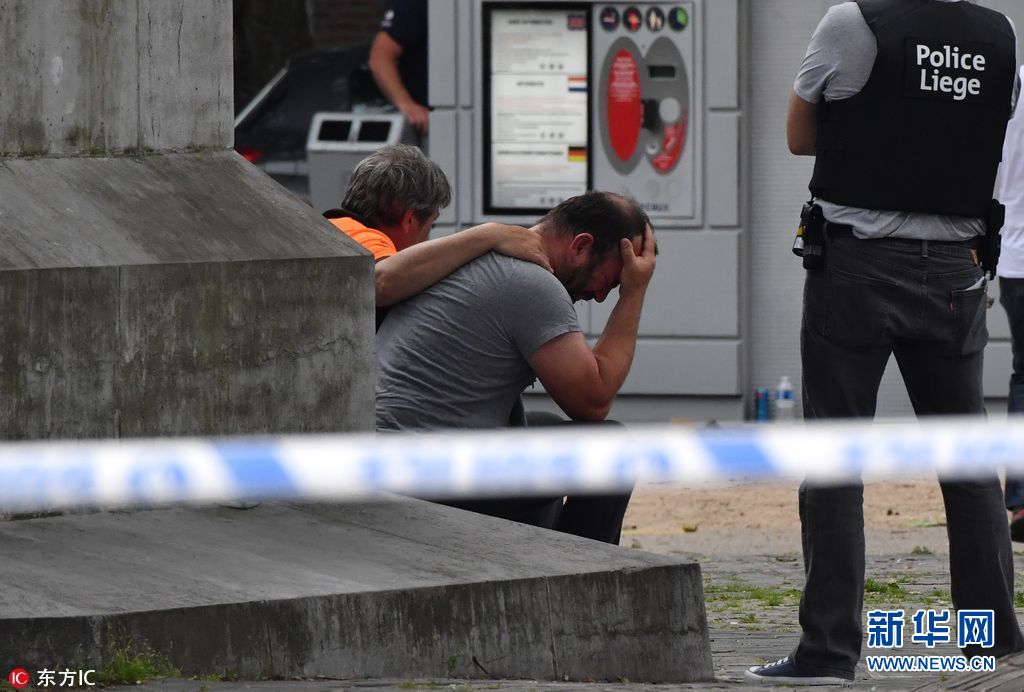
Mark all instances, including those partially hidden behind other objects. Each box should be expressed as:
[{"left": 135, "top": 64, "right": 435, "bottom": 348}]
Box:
[{"left": 745, "top": 657, "right": 853, "bottom": 686}]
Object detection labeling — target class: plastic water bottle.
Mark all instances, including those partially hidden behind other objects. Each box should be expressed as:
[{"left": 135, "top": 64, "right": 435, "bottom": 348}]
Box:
[{"left": 774, "top": 376, "right": 796, "bottom": 421}]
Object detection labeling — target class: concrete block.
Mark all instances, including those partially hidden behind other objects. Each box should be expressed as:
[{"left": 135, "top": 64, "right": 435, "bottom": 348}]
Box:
[
  {"left": 0, "top": 152, "right": 375, "bottom": 439},
  {"left": 116, "top": 258, "right": 374, "bottom": 436},
  {"left": 0, "top": 267, "right": 119, "bottom": 438},
  {"left": 0, "top": 0, "right": 140, "bottom": 155},
  {"left": 547, "top": 565, "right": 713, "bottom": 681},
  {"left": 0, "top": 499, "right": 714, "bottom": 683},
  {"left": 0, "top": 0, "right": 231, "bottom": 156},
  {"left": 138, "top": 0, "right": 233, "bottom": 150},
  {"left": 0, "top": 152, "right": 362, "bottom": 269}
]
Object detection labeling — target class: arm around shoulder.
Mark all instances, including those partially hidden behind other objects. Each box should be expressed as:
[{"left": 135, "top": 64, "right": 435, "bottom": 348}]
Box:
[{"left": 374, "top": 223, "right": 550, "bottom": 306}]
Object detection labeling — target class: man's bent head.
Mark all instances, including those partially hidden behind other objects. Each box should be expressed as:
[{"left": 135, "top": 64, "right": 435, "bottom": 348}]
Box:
[
  {"left": 342, "top": 144, "right": 451, "bottom": 246},
  {"left": 539, "top": 192, "right": 652, "bottom": 302}
]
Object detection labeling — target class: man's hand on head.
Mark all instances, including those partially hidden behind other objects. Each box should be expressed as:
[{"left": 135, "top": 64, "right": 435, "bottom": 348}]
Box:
[
  {"left": 491, "top": 224, "right": 553, "bottom": 273},
  {"left": 618, "top": 224, "right": 656, "bottom": 299}
]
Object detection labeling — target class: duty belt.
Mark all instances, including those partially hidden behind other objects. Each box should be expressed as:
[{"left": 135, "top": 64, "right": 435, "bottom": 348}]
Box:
[{"left": 824, "top": 221, "right": 980, "bottom": 248}]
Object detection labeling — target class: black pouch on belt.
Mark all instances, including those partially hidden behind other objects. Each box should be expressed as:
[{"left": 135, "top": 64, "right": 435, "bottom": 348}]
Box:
[
  {"left": 980, "top": 199, "right": 1005, "bottom": 279},
  {"left": 793, "top": 201, "right": 825, "bottom": 270}
]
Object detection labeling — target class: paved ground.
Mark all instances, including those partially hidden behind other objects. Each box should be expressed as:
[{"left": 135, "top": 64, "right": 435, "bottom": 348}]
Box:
[
  {"left": 114, "top": 482, "right": 1024, "bottom": 690},
  {"left": 18, "top": 480, "right": 1023, "bottom": 691}
]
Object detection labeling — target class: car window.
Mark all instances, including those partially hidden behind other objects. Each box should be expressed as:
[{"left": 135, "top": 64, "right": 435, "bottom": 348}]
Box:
[{"left": 236, "top": 47, "right": 370, "bottom": 143}]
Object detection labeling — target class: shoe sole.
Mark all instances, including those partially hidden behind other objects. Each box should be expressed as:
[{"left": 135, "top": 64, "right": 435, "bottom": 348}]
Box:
[{"left": 744, "top": 669, "right": 852, "bottom": 686}]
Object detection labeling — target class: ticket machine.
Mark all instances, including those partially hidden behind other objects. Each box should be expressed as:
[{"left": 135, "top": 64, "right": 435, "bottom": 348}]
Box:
[
  {"left": 592, "top": 4, "right": 696, "bottom": 220},
  {"left": 480, "top": 3, "right": 699, "bottom": 222},
  {"left": 434, "top": 1, "right": 743, "bottom": 420}
]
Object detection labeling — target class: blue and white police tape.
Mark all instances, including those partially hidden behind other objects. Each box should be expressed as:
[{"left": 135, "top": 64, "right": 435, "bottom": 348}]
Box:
[{"left": 2, "top": 416, "right": 1024, "bottom": 513}]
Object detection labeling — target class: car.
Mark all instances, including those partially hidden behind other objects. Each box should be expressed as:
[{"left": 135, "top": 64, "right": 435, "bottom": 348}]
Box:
[{"left": 234, "top": 45, "right": 388, "bottom": 201}]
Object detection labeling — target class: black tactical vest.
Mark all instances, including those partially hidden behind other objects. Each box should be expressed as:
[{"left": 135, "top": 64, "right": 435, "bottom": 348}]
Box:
[{"left": 809, "top": 0, "right": 1016, "bottom": 217}]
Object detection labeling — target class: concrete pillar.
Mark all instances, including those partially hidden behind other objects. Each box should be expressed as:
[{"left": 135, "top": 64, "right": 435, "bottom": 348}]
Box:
[{"left": 0, "top": 0, "right": 374, "bottom": 440}]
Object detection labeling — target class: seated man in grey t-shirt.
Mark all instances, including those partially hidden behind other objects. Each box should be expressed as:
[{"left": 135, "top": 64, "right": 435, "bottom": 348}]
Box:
[{"left": 375, "top": 192, "right": 656, "bottom": 543}]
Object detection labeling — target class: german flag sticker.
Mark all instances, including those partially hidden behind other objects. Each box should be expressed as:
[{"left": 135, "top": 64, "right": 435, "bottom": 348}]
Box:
[{"left": 568, "top": 146, "right": 587, "bottom": 162}]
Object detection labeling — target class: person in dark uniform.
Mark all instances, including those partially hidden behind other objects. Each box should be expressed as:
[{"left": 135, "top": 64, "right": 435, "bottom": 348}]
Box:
[
  {"left": 995, "top": 67, "right": 1024, "bottom": 542},
  {"left": 369, "top": 0, "right": 429, "bottom": 137},
  {"left": 747, "top": 0, "right": 1024, "bottom": 684}
]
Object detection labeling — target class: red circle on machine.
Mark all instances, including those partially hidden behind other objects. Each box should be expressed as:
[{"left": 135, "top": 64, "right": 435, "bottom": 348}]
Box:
[{"left": 605, "top": 49, "right": 642, "bottom": 162}]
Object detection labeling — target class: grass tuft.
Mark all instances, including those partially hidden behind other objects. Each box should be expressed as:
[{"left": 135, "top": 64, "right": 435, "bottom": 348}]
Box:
[
  {"left": 864, "top": 578, "right": 908, "bottom": 599},
  {"left": 100, "top": 635, "right": 180, "bottom": 685},
  {"left": 445, "top": 651, "right": 464, "bottom": 677}
]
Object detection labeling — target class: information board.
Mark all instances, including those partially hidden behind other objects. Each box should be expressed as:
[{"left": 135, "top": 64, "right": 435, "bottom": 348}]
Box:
[{"left": 483, "top": 4, "right": 591, "bottom": 215}]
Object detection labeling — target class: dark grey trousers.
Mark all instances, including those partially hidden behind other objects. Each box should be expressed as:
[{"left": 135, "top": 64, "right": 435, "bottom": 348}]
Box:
[
  {"left": 438, "top": 411, "right": 633, "bottom": 545},
  {"left": 998, "top": 277, "right": 1024, "bottom": 509},
  {"left": 794, "top": 232, "right": 1023, "bottom": 677}
]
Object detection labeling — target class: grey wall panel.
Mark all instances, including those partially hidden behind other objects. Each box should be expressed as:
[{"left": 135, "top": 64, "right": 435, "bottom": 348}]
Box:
[
  {"left": 522, "top": 392, "right": 745, "bottom": 425},
  {"left": 987, "top": 342, "right": 1013, "bottom": 399},
  {"left": 980, "top": 2, "right": 1024, "bottom": 66},
  {"left": 707, "top": 113, "right": 740, "bottom": 227},
  {"left": 990, "top": 280, "right": 1010, "bottom": 339},
  {"left": 530, "top": 338, "right": 740, "bottom": 396},
  {"left": 620, "top": 339, "right": 741, "bottom": 395},
  {"left": 459, "top": 1, "right": 474, "bottom": 109},
  {"left": 459, "top": 108, "right": 474, "bottom": 227},
  {"left": 576, "top": 301, "right": 592, "bottom": 336},
  {"left": 429, "top": 0, "right": 458, "bottom": 107},
  {"left": 705, "top": 0, "right": 739, "bottom": 109},
  {"left": 432, "top": 111, "right": 459, "bottom": 226},
  {"left": 589, "top": 231, "right": 740, "bottom": 337},
  {"left": 747, "top": 0, "right": 825, "bottom": 406}
]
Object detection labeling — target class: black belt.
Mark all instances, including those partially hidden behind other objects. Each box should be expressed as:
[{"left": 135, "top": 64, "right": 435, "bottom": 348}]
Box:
[{"left": 824, "top": 222, "right": 979, "bottom": 247}]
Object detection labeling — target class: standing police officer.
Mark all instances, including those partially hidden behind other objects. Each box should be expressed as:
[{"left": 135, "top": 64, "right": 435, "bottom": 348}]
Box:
[{"left": 747, "top": 0, "right": 1023, "bottom": 684}]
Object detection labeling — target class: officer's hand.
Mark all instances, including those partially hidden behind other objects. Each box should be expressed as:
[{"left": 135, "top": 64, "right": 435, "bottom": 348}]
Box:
[
  {"left": 400, "top": 100, "right": 430, "bottom": 134},
  {"left": 492, "top": 225, "right": 553, "bottom": 273},
  {"left": 618, "top": 224, "right": 656, "bottom": 300}
]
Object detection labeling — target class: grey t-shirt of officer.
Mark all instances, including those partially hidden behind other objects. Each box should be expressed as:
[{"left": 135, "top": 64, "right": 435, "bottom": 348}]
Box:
[{"left": 794, "top": 0, "right": 1018, "bottom": 240}]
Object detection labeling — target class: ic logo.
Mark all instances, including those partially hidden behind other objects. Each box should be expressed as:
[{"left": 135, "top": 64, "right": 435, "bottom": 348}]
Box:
[{"left": 8, "top": 668, "right": 30, "bottom": 689}]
